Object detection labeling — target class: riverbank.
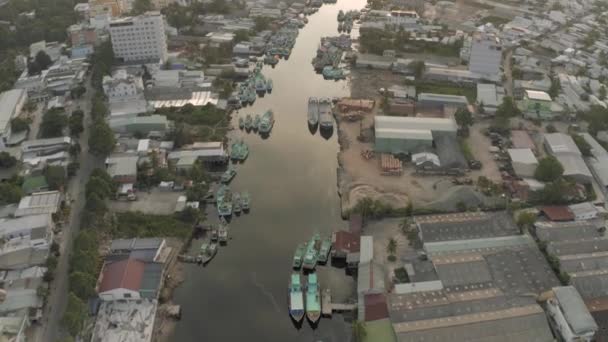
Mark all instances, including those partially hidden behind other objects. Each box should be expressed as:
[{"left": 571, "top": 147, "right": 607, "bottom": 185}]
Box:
[{"left": 153, "top": 239, "right": 186, "bottom": 342}]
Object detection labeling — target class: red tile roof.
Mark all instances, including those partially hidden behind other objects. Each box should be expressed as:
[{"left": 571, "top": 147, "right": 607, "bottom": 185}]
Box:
[
  {"left": 364, "top": 293, "right": 389, "bottom": 322},
  {"left": 98, "top": 258, "right": 145, "bottom": 293},
  {"left": 511, "top": 130, "right": 536, "bottom": 150},
  {"left": 333, "top": 231, "right": 360, "bottom": 253},
  {"left": 541, "top": 206, "right": 575, "bottom": 222}
]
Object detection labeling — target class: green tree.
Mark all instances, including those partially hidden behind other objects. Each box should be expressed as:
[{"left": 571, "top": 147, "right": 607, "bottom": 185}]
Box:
[
  {"left": 353, "top": 321, "right": 367, "bottom": 342},
  {"left": 63, "top": 293, "right": 86, "bottom": 337},
  {"left": 11, "top": 117, "right": 31, "bottom": 132},
  {"left": 40, "top": 110, "right": 68, "bottom": 138},
  {"left": 495, "top": 96, "right": 521, "bottom": 117},
  {"left": 0, "top": 183, "right": 22, "bottom": 205},
  {"left": 186, "top": 182, "right": 210, "bottom": 202},
  {"left": 44, "top": 165, "right": 66, "bottom": 190},
  {"left": 408, "top": 60, "right": 426, "bottom": 79},
  {"left": 131, "top": 0, "right": 153, "bottom": 15},
  {"left": 545, "top": 124, "right": 557, "bottom": 133},
  {"left": 454, "top": 107, "right": 473, "bottom": 128},
  {"left": 88, "top": 120, "right": 116, "bottom": 156},
  {"left": 516, "top": 212, "right": 536, "bottom": 233},
  {"left": 534, "top": 156, "right": 564, "bottom": 182},
  {"left": 69, "top": 110, "right": 84, "bottom": 137},
  {"left": 254, "top": 17, "right": 272, "bottom": 32},
  {"left": 234, "top": 29, "right": 250, "bottom": 43},
  {"left": 70, "top": 248, "right": 98, "bottom": 274},
  {"left": 69, "top": 271, "right": 96, "bottom": 300},
  {"left": 572, "top": 134, "right": 592, "bottom": 156},
  {"left": 0, "top": 151, "right": 16, "bottom": 168},
  {"left": 28, "top": 51, "right": 53, "bottom": 75},
  {"left": 86, "top": 176, "right": 114, "bottom": 199},
  {"left": 85, "top": 192, "right": 108, "bottom": 213},
  {"left": 600, "top": 85, "right": 607, "bottom": 101},
  {"left": 549, "top": 77, "right": 561, "bottom": 98}
]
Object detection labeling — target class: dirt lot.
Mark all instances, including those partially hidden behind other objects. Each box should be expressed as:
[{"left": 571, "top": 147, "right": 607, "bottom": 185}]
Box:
[
  {"left": 467, "top": 122, "right": 501, "bottom": 182},
  {"left": 109, "top": 188, "right": 184, "bottom": 215}
]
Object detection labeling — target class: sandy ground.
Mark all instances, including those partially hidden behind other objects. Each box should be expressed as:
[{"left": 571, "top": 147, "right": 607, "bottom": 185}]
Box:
[
  {"left": 467, "top": 122, "right": 501, "bottom": 182},
  {"left": 108, "top": 188, "right": 183, "bottom": 215},
  {"left": 363, "top": 218, "right": 416, "bottom": 291}
]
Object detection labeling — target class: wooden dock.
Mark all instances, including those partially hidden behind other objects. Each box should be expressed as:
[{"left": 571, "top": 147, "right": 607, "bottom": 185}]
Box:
[{"left": 322, "top": 288, "right": 357, "bottom": 317}]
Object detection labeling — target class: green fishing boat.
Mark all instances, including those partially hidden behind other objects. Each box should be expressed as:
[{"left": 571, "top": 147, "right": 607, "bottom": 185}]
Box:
[
  {"left": 220, "top": 165, "right": 237, "bottom": 183},
  {"left": 258, "top": 110, "right": 274, "bottom": 134},
  {"left": 306, "top": 273, "right": 321, "bottom": 323},
  {"left": 238, "top": 116, "right": 245, "bottom": 129},
  {"left": 317, "top": 237, "right": 332, "bottom": 264},
  {"left": 230, "top": 139, "right": 249, "bottom": 161},
  {"left": 303, "top": 233, "right": 321, "bottom": 271},
  {"left": 292, "top": 243, "right": 306, "bottom": 269},
  {"left": 244, "top": 114, "right": 253, "bottom": 130},
  {"left": 253, "top": 114, "right": 261, "bottom": 131},
  {"left": 241, "top": 192, "right": 250, "bottom": 211}
]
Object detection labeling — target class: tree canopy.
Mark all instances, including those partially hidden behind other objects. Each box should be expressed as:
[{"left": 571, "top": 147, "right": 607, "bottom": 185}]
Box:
[
  {"left": 572, "top": 134, "right": 592, "bottom": 156},
  {"left": 44, "top": 165, "right": 66, "bottom": 190},
  {"left": 11, "top": 117, "right": 31, "bottom": 132},
  {"left": 88, "top": 120, "right": 116, "bottom": 156},
  {"left": 0, "top": 152, "right": 17, "bottom": 168},
  {"left": 495, "top": 96, "right": 521, "bottom": 118},
  {"left": 27, "top": 51, "right": 53, "bottom": 75},
  {"left": 454, "top": 107, "right": 473, "bottom": 128},
  {"left": 534, "top": 156, "right": 564, "bottom": 182},
  {"left": 40, "top": 109, "right": 68, "bottom": 138},
  {"left": 69, "top": 110, "right": 84, "bottom": 137}
]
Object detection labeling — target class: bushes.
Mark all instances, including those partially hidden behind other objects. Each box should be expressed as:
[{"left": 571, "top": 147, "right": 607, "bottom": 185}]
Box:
[
  {"left": 112, "top": 212, "right": 192, "bottom": 239},
  {"left": 63, "top": 293, "right": 87, "bottom": 337}
]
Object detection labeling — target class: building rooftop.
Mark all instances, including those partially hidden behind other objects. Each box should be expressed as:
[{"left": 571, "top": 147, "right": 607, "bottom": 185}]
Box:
[
  {"left": 507, "top": 148, "right": 538, "bottom": 164},
  {"left": 418, "top": 93, "right": 469, "bottom": 105},
  {"left": 510, "top": 130, "right": 536, "bottom": 150},
  {"left": 110, "top": 238, "right": 164, "bottom": 252},
  {"left": 91, "top": 300, "right": 157, "bottom": 342},
  {"left": 571, "top": 270, "right": 608, "bottom": 299},
  {"left": 535, "top": 220, "right": 603, "bottom": 242},
  {"left": 0, "top": 89, "right": 26, "bottom": 134},
  {"left": 548, "top": 238, "right": 608, "bottom": 257},
  {"left": 525, "top": 89, "right": 552, "bottom": 101},
  {"left": 544, "top": 133, "right": 581, "bottom": 155},
  {"left": 375, "top": 116, "right": 458, "bottom": 133},
  {"left": 541, "top": 205, "right": 575, "bottom": 221},
  {"left": 98, "top": 258, "right": 146, "bottom": 293},
  {"left": 476, "top": 83, "right": 503, "bottom": 107},
  {"left": 416, "top": 211, "right": 518, "bottom": 243},
  {"left": 15, "top": 191, "right": 61, "bottom": 217}
]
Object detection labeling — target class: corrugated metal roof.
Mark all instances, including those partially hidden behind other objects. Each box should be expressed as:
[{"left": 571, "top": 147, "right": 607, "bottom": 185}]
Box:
[
  {"left": 360, "top": 236, "right": 373, "bottom": 264},
  {"left": 110, "top": 238, "right": 164, "bottom": 251},
  {"left": 98, "top": 258, "right": 145, "bottom": 293},
  {"left": 554, "top": 286, "right": 599, "bottom": 334},
  {"left": 376, "top": 128, "right": 433, "bottom": 140},
  {"left": 375, "top": 116, "right": 457, "bottom": 133},
  {"left": 0, "top": 89, "right": 26, "bottom": 133},
  {"left": 544, "top": 133, "right": 580, "bottom": 155},
  {"left": 525, "top": 90, "right": 552, "bottom": 101},
  {"left": 15, "top": 191, "right": 61, "bottom": 217},
  {"left": 507, "top": 148, "right": 538, "bottom": 164}
]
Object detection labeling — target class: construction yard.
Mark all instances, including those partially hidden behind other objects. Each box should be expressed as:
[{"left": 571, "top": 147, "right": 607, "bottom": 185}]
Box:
[{"left": 109, "top": 188, "right": 183, "bottom": 215}]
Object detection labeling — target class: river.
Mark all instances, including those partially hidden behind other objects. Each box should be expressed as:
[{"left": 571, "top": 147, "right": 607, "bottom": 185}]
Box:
[{"left": 171, "top": 1, "right": 366, "bottom": 341}]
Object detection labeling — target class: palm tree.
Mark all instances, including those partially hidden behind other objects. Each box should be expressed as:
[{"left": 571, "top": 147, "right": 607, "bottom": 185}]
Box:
[
  {"left": 387, "top": 237, "right": 397, "bottom": 257},
  {"left": 352, "top": 320, "right": 367, "bottom": 342}
]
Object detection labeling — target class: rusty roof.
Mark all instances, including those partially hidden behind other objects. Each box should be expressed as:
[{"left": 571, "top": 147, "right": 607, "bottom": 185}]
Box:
[
  {"left": 98, "top": 258, "right": 146, "bottom": 293},
  {"left": 365, "top": 293, "right": 389, "bottom": 322},
  {"left": 541, "top": 206, "right": 575, "bottom": 222}
]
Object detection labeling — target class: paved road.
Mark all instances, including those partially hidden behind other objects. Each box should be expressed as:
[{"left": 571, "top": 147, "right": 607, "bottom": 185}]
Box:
[{"left": 33, "top": 79, "right": 104, "bottom": 342}]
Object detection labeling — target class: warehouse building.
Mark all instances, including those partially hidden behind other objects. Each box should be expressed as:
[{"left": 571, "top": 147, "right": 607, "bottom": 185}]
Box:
[
  {"left": 508, "top": 148, "right": 538, "bottom": 178},
  {"left": 544, "top": 133, "right": 592, "bottom": 183},
  {"left": 373, "top": 116, "right": 457, "bottom": 155}
]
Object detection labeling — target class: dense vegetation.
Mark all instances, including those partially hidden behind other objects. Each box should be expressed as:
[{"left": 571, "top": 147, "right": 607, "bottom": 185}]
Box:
[
  {"left": 359, "top": 28, "right": 462, "bottom": 57},
  {"left": 113, "top": 212, "right": 192, "bottom": 239}
]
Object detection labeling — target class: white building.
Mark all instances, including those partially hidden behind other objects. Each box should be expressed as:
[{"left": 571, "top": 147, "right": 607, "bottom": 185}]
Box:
[
  {"left": 0, "top": 214, "right": 54, "bottom": 270},
  {"left": 468, "top": 32, "right": 502, "bottom": 82},
  {"left": 0, "top": 89, "right": 28, "bottom": 148},
  {"left": 102, "top": 69, "right": 144, "bottom": 103},
  {"left": 109, "top": 12, "right": 168, "bottom": 63},
  {"left": 543, "top": 133, "right": 592, "bottom": 183},
  {"left": 546, "top": 286, "right": 597, "bottom": 342},
  {"left": 476, "top": 83, "right": 504, "bottom": 114},
  {"left": 567, "top": 202, "right": 599, "bottom": 221},
  {"left": 507, "top": 148, "right": 538, "bottom": 178}
]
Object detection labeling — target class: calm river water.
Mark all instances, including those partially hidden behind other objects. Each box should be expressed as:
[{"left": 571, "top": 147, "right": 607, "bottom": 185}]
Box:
[{"left": 171, "top": 1, "right": 366, "bottom": 340}]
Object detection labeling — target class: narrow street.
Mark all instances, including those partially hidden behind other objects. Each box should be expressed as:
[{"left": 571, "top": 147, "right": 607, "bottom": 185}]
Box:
[
  {"left": 33, "top": 78, "right": 104, "bottom": 342},
  {"left": 503, "top": 48, "right": 514, "bottom": 97}
]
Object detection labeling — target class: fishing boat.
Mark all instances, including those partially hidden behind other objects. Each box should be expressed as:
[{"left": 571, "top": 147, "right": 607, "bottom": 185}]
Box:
[
  {"left": 238, "top": 116, "right": 245, "bottom": 129},
  {"left": 337, "top": 10, "right": 345, "bottom": 22},
  {"left": 233, "top": 193, "right": 242, "bottom": 214},
  {"left": 216, "top": 184, "right": 233, "bottom": 217},
  {"left": 255, "top": 77, "right": 267, "bottom": 95},
  {"left": 303, "top": 233, "right": 320, "bottom": 271},
  {"left": 230, "top": 139, "right": 249, "bottom": 161},
  {"left": 337, "top": 22, "right": 343, "bottom": 32},
  {"left": 306, "top": 273, "right": 321, "bottom": 323},
  {"left": 318, "top": 98, "right": 333, "bottom": 130},
  {"left": 289, "top": 273, "right": 305, "bottom": 323},
  {"left": 266, "top": 78, "right": 273, "bottom": 92},
  {"left": 197, "top": 242, "right": 218, "bottom": 265},
  {"left": 293, "top": 243, "right": 306, "bottom": 269},
  {"left": 253, "top": 114, "right": 261, "bottom": 131},
  {"left": 220, "top": 165, "right": 237, "bottom": 183},
  {"left": 244, "top": 114, "right": 253, "bottom": 130},
  {"left": 211, "top": 229, "right": 219, "bottom": 242},
  {"left": 218, "top": 225, "right": 228, "bottom": 244},
  {"left": 258, "top": 110, "right": 275, "bottom": 134},
  {"left": 241, "top": 192, "right": 250, "bottom": 211},
  {"left": 317, "top": 237, "right": 332, "bottom": 264},
  {"left": 308, "top": 97, "right": 319, "bottom": 127}
]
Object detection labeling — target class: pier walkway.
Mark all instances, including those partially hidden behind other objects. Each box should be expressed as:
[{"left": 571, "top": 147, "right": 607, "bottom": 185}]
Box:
[{"left": 322, "top": 289, "right": 357, "bottom": 316}]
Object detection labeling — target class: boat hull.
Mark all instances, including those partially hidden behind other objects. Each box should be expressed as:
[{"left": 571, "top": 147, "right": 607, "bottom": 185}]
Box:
[
  {"left": 306, "top": 311, "right": 321, "bottom": 324},
  {"left": 290, "top": 310, "right": 305, "bottom": 323}
]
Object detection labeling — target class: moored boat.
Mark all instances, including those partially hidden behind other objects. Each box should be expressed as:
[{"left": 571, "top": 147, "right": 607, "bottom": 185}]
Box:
[
  {"left": 253, "top": 114, "right": 261, "bottom": 131},
  {"left": 238, "top": 116, "right": 244, "bottom": 129},
  {"left": 241, "top": 192, "right": 250, "bottom": 211},
  {"left": 293, "top": 243, "right": 306, "bottom": 269},
  {"left": 216, "top": 185, "right": 233, "bottom": 217},
  {"left": 233, "top": 193, "right": 242, "bottom": 214},
  {"left": 244, "top": 114, "right": 253, "bottom": 130},
  {"left": 218, "top": 226, "right": 228, "bottom": 244},
  {"left": 303, "top": 233, "right": 320, "bottom": 271},
  {"left": 308, "top": 97, "right": 319, "bottom": 127},
  {"left": 197, "top": 242, "right": 218, "bottom": 265},
  {"left": 306, "top": 273, "right": 321, "bottom": 323},
  {"left": 318, "top": 97, "right": 333, "bottom": 130},
  {"left": 317, "top": 237, "right": 332, "bottom": 264},
  {"left": 266, "top": 78, "right": 273, "bottom": 92},
  {"left": 220, "top": 165, "right": 237, "bottom": 183},
  {"left": 258, "top": 110, "right": 275, "bottom": 134},
  {"left": 289, "top": 273, "right": 305, "bottom": 323}
]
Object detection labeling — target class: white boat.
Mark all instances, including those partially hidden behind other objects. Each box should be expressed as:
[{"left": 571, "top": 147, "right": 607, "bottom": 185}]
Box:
[
  {"left": 308, "top": 97, "right": 319, "bottom": 127},
  {"left": 318, "top": 97, "right": 333, "bottom": 129}
]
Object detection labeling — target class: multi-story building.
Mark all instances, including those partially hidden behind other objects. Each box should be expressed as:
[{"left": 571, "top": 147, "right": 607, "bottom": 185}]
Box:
[
  {"left": 88, "top": 0, "right": 125, "bottom": 17},
  {"left": 109, "top": 12, "right": 168, "bottom": 63},
  {"left": 0, "top": 89, "right": 28, "bottom": 149},
  {"left": 68, "top": 24, "right": 98, "bottom": 47},
  {"left": 102, "top": 69, "right": 144, "bottom": 102},
  {"left": 468, "top": 31, "right": 503, "bottom": 82}
]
